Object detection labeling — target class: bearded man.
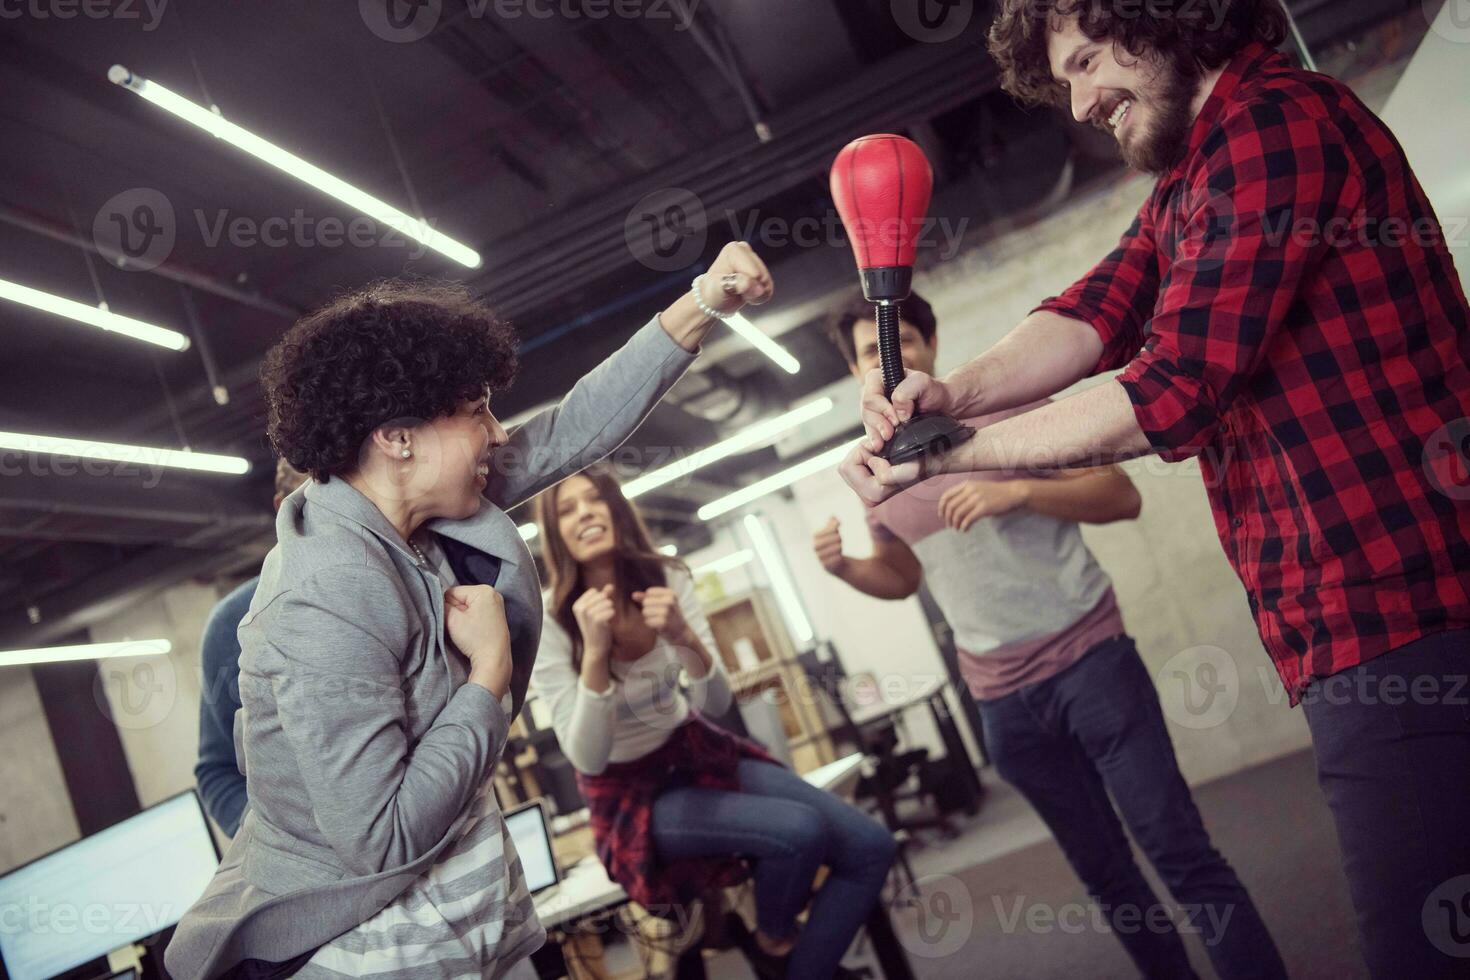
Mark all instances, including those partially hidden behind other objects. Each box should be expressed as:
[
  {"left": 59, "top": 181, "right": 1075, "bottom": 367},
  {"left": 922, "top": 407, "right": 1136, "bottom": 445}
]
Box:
[{"left": 841, "top": 4, "right": 1470, "bottom": 976}]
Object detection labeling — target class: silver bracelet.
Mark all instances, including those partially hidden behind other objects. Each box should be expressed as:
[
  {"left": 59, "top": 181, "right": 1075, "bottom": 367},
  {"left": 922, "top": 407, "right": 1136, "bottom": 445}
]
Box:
[{"left": 690, "top": 274, "right": 733, "bottom": 321}]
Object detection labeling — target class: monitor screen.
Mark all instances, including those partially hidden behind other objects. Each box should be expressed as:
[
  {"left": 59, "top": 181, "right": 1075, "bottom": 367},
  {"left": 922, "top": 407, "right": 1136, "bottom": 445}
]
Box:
[
  {"left": 503, "top": 801, "right": 558, "bottom": 895},
  {"left": 0, "top": 791, "right": 219, "bottom": 980}
]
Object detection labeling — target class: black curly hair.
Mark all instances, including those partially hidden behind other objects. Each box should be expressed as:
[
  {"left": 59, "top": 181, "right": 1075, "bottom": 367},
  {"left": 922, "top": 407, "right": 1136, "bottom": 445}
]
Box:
[
  {"left": 987, "top": 0, "right": 1288, "bottom": 109},
  {"left": 261, "top": 280, "right": 519, "bottom": 481}
]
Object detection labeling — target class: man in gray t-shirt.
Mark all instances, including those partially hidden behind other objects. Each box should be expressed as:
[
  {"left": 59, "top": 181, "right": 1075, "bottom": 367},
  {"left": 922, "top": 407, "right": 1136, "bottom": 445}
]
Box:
[{"left": 815, "top": 292, "right": 1284, "bottom": 979}]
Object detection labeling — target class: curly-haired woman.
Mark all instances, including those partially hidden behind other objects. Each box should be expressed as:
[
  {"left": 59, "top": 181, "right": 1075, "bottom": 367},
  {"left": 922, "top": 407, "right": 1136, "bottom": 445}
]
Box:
[
  {"left": 165, "top": 242, "right": 772, "bottom": 980},
  {"left": 530, "top": 468, "right": 896, "bottom": 980}
]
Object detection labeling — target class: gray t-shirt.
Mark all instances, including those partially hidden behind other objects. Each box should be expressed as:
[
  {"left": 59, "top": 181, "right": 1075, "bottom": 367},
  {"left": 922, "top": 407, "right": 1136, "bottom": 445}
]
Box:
[{"left": 866, "top": 405, "right": 1125, "bottom": 699}]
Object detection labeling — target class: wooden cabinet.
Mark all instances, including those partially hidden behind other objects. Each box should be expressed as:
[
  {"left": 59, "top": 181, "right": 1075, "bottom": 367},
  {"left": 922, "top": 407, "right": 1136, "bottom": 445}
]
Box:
[{"left": 702, "top": 588, "right": 833, "bottom": 773}]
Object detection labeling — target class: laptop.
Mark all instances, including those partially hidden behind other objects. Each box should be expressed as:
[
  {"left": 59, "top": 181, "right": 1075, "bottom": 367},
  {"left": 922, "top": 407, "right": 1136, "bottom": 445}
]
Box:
[{"left": 504, "top": 799, "right": 561, "bottom": 895}]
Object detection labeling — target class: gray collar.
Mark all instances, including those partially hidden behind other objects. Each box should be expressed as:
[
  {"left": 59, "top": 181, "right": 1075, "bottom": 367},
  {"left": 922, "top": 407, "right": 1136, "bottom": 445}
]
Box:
[{"left": 301, "top": 477, "right": 526, "bottom": 573}]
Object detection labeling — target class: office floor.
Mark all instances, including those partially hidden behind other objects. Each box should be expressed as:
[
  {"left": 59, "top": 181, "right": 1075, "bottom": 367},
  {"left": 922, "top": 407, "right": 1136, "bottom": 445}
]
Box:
[{"left": 594, "top": 748, "right": 1363, "bottom": 979}]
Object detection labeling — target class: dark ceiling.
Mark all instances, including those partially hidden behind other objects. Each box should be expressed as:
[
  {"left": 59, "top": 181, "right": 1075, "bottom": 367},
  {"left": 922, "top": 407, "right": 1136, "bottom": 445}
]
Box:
[{"left": 0, "top": 0, "right": 1420, "bottom": 646}]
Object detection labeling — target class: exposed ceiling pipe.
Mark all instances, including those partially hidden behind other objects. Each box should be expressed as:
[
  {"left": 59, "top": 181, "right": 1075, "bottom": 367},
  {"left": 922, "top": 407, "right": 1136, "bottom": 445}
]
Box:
[
  {"left": 0, "top": 535, "right": 273, "bottom": 650},
  {"left": 0, "top": 201, "right": 300, "bottom": 320},
  {"left": 671, "top": 0, "right": 772, "bottom": 143},
  {"left": 467, "top": 43, "right": 994, "bottom": 319},
  {"left": 1283, "top": 2, "right": 1320, "bottom": 72}
]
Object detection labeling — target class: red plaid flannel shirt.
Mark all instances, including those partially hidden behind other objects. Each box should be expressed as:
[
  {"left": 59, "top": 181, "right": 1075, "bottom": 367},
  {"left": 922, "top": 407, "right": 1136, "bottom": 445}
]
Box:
[
  {"left": 575, "top": 713, "right": 777, "bottom": 914},
  {"left": 1036, "top": 42, "right": 1470, "bottom": 702}
]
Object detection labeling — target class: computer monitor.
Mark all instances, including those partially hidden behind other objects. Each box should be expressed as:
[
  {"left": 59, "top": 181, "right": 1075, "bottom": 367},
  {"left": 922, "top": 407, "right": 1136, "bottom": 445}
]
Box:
[
  {"left": 0, "top": 790, "right": 220, "bottom": 980},
  {"left": 503, "top": 799, "right": 559, "bottom": 895}
]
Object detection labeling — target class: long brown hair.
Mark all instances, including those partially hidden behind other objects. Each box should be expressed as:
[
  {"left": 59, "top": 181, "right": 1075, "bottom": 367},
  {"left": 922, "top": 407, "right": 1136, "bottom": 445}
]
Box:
[{"left": 534, "top": 465, "right": 688, "bottom": 670}]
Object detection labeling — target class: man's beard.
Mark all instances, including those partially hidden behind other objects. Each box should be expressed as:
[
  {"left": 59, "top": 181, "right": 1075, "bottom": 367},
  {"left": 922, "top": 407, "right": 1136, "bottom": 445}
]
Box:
[{"left": 1109, "top": 55, "right": 1198, "bottom": 176}]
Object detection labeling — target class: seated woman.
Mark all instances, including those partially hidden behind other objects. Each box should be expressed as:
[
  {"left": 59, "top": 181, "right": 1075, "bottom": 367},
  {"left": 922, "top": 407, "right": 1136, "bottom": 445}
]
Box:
[
  {"left": 530, "top": 467, "right": 897, "bottom": 980},
  {"left": 166, "top": 243, "right": 772, "bottom": 980}
]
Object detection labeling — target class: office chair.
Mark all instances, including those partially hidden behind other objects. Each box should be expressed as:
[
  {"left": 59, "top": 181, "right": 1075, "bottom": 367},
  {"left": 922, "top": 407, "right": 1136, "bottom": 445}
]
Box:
[{"left": 799, "top": 646, "right": 955, "bottom": 897}]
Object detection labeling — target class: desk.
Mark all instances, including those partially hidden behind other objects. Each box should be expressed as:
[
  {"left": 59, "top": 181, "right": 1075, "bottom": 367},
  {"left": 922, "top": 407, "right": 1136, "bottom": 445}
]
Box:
[
  {"left": 801, "top": 751, "right": 864, "bottom": 797},
  {"left": 847, "top": 676, "right": 983, "bottom": 815},
  {"left": 535, "top": 855, "right": 625, "bottom": 934},
  {"left": 531, "top": 753, "right": 913, "bottom": 980}
]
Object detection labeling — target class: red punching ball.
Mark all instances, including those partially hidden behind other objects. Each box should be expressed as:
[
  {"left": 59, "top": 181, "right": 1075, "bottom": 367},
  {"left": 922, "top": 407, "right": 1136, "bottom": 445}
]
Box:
[
  {"left": 830, "top": 134, "right": 934, "bottom": 302},
  {"left": 829, "top": 134, "right": 973, "bottom": 466}
]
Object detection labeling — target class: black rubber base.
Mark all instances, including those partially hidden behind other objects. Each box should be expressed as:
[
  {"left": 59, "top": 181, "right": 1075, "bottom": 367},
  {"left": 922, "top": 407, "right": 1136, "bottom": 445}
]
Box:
[
  {"left": 881, "top": 413, "right": 975, "bottom": 466},
  {"left": 860, "top": 266, "right": 914, "bottom": 303}
]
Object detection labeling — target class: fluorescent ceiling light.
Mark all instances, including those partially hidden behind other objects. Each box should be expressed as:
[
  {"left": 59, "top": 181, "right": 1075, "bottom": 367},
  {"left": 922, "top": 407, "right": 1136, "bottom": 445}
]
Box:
[
  {"left": 519, "top": 523, "right": 539, "bottom": 542},
  {"left": 624, "top": 397, "right": 834, "bottom": 499},
  {"left": 0, "top": 277, "right": 189, "bottom": 351},
  {"left": 2, "top": 639, "right": 172, "bottom": 668},
  {"left": 698, "top": 442, "right": 853, "bottom": 521},
  {"left": 743, "top": 515, "right": 814, "bottom": 646},
  {"left": 725, "top": 314, "right": 799, "bottom": 374},
  {"left": 517, "top": 398, "right": 836, "bottom": 538},
  {"left": 108, "top": 65, "right": 481, "bottom": 269},
  {"left": 0, "top": 431, "right": 249, "bottom": 475},
  {"left": 692, "top": 549, "right": 753, "bottom": 576}
]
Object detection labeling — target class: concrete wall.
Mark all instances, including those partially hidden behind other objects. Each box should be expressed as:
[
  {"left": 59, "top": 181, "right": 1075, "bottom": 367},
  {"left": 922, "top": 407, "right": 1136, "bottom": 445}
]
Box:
[
  {"left": 1381, "top": 0, "right": 1470, "bottom": 293},
  {"left": 0, "top": 669, "right": 80, "bottom": 871}
]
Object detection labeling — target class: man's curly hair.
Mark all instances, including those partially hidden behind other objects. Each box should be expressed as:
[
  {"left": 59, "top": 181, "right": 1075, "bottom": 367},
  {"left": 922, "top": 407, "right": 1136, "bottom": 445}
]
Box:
[
  {"left": 261, "top": 280, "right": 519, "bottom": 481},
  {"left": 987, "top": 0, "right": 1289, "bottom": 109}
]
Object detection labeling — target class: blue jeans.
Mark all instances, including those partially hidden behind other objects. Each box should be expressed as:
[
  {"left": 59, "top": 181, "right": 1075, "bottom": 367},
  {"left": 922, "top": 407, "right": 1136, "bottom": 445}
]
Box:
[
  {"left": 1301, "top": 628, "right": 1470, "bottom": 979},
  {"left": 650, "top": 757, "right": 897, "bottom": 979},
  {"left": 980, "top": 635, "right": 1286, "bottom": 980}
]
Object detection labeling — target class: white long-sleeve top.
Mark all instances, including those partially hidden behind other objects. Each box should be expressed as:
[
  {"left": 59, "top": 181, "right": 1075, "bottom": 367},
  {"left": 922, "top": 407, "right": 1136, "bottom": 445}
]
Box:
[{"left": 530, "top": 568, "right": 732, "bottom": 775}]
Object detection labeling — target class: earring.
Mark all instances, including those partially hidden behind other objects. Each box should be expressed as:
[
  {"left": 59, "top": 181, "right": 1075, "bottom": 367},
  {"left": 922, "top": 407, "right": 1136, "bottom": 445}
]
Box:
[{"left": 401, "top": 447, "right": 412, "bottom": 459}]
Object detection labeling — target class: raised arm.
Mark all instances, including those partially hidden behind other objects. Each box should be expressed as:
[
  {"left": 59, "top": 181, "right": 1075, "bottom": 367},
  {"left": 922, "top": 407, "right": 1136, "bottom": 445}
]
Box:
[
  {"left": 484, "top": 317, "right": 698, "bottom": 512},
  {"left": 486, "top": 242, "right": 772, "bottom": 511},
  {"left": 846, "top": 112, "right": 1353, "bottom": 501},
  {"left": 815, "top": 516, "right": 923, "bottom": 600},
  {"left": 933, "top": 117, "right": 1354, "bottom": 474},
  {"left": 859, "top": 205, "right": 1162, "bottom": 446},
  {"left": 937, "top": 465, "right": 1141, "bottom": 531}
]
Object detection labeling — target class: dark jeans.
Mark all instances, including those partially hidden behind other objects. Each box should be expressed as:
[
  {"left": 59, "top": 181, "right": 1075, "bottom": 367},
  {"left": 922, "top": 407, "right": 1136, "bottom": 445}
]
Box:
[
  {"left": 650, "top": 757, "right": 898, "bottom": 980},
  {"left": 1301, "top": 628, "right": 1470, "bottom": 979},
  {"left": 980, "top": 634, "right": 1286, "bottom": 980}
]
